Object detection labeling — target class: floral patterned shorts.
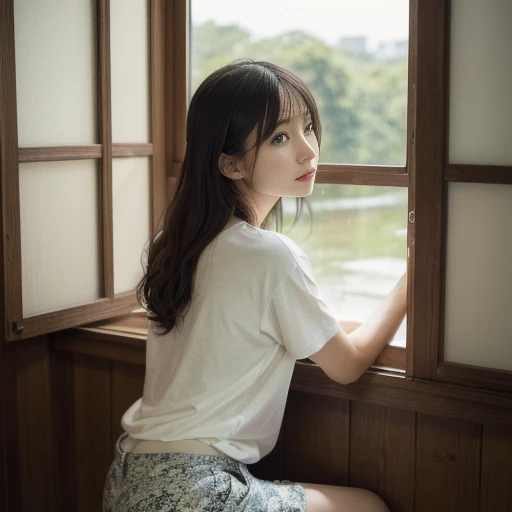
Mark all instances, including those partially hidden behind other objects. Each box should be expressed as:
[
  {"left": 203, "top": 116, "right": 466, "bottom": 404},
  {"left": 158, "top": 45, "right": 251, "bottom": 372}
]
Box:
[{"left": 103, "top": 432, "right": 307, "bottom": 511}]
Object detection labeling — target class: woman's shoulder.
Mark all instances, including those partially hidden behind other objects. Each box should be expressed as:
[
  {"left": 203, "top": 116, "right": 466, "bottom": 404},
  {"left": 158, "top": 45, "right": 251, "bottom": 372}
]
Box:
[
  {"left": 220, "top": 222, "right": 312, "bottom": 280},
  {"left": 253, "top": 229, "right": 311, "bottom": 277}
]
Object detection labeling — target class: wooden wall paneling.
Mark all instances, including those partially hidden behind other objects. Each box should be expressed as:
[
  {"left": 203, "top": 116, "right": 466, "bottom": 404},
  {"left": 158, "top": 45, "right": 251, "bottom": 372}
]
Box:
[
  {"left": 349, "top": 402, "right": 415, "bottom": 512},
  {"left": 292, "top": 363, "right": 512, "bottom": 430},
  {"left": 0, "top": 343, "right": 18, "bottom": 512},
  {"left": 110, "top": 360, "right": 145, "bottom": 443},
  {"left": 415, "top": 413, "right": 481, "bottom": 512},
  {"left": 480, "top": 425, "right": 512, "bottom": 511},
  {"left": 15, "top": 336, "right": 56, "bottom": 512},
  {"left": 283, "top": 390, "right": 350, "bottom": 485},
  {"left": 51, "top": 348, "right": 77, "bottom": 512},
  {"left": 73, "top": 354, "right": 112, "bottom": 512}
]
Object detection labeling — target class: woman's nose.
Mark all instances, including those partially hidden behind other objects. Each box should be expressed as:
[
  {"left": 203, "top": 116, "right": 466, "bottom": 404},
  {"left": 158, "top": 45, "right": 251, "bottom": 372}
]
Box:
[{"left": 298, "top": 137, "right": 317, "bottom": 161}]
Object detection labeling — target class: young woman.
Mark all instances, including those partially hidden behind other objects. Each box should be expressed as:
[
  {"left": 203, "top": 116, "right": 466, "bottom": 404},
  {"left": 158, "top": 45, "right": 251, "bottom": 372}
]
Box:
[{"left": 103, "top": 59, "right": 405, "bottom": 511}]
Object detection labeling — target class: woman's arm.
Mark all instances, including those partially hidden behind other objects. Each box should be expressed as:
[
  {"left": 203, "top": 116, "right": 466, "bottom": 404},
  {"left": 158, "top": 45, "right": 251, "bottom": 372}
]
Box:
[{"left": 347, "top": 272, "right": 407, "bottom": 374}]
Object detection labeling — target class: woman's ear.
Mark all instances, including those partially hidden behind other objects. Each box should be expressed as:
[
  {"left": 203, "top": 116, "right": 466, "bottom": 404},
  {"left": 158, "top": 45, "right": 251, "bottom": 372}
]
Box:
[{"left": 218, "top": 153, "right": 245, "bottom": 181}]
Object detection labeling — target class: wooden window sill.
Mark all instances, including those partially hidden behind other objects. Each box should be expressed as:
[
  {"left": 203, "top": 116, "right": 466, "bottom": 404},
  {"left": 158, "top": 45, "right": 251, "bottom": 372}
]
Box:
[
  {"left": 53, "top": 315, "right": 512, "bottom": 430},
  {"left": 71, "top": 311, "right": 406, "bottom": 373}
]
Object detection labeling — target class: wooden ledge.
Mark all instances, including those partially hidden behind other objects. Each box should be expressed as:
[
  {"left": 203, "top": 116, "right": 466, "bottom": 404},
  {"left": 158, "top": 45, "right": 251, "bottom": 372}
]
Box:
[
  {"left": 51, "top": 321, "right": 512, "bottom": 429},
  {"left": 292, "top": 362, "right": 512, "bottom": 429}
]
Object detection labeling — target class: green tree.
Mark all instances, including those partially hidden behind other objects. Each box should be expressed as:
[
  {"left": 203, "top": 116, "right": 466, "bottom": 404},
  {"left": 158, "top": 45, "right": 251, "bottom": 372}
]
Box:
[{"left": 191, "top": 21, "right": 408, "bottom": 169}]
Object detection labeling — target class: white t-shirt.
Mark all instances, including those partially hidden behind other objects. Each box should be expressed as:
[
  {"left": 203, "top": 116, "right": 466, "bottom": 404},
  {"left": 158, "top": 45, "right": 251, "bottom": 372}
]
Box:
[{"left": 121, "top": 220, "right": 341, "bottom": 464}]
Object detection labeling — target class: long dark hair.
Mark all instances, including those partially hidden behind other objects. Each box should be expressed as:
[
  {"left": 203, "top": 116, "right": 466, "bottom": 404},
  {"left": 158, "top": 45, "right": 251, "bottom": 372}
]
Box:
[{"left": 136, "top": 59, "right": 322, "bottom": 335}]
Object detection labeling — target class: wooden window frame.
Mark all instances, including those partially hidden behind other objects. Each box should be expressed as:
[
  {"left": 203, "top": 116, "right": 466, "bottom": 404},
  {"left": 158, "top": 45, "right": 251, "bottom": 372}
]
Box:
[
  {"left": 174, "top": 0, "right": 411, "bottom": 374},
  {"left": 1, "top": 0, "right": 167, "bottom": 341},
  {"left": 173, "top": 0, "right": 512, "bottom": 393},
  {"left": 410, "top": 0, "right": 512, "bottom": 393}
]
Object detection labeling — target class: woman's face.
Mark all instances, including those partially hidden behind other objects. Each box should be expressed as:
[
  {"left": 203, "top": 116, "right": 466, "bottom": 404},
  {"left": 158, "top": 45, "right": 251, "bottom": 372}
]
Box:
[
  {"left": 228, "top": 100, "right": 319, "bottom": 225},
  {"left": 243, "top": 103, "right": 319, "bottom": 201}
]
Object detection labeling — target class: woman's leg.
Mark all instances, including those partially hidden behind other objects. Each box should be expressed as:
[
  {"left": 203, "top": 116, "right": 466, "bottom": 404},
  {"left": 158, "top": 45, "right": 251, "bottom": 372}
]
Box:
[{"left": 298, "top": 482, "right": 390, "bottom": 512}]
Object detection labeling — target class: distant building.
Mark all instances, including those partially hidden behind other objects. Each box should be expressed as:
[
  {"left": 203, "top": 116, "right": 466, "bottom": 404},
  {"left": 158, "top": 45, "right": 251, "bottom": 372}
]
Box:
[
  {"left": 373, "top": 40, "right": 408, "bottom": 62},
  {"left": 337, "top": 36, "right": 368, "bottom": 57}
]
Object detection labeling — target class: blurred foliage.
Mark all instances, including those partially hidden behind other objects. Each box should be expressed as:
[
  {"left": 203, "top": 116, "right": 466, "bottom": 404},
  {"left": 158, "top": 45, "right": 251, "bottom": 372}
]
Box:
[{"left": 191, "top": 21, "right": 408, "bottom": 168}]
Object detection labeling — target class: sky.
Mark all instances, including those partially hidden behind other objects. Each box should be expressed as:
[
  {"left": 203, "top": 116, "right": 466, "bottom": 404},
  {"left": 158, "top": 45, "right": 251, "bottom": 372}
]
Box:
[{"left": 191, "top": 0, "right": 409, "bottom": 51}]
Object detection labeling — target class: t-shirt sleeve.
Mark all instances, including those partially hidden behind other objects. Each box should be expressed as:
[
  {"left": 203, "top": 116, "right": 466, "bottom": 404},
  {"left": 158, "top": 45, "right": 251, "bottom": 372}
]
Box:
[{"left": 259, "top": 259, "right": 341, "bottom": 361}]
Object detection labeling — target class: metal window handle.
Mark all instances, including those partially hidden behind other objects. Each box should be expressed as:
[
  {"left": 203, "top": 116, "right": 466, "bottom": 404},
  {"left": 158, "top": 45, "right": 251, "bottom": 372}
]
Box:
[{"left": 408, "top": 211, "right": 415, "bottom": 223}]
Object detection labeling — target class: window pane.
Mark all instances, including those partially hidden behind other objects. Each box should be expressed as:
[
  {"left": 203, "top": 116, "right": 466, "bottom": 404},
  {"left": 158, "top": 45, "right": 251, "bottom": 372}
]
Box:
[
  {"left": 449, "top": 0, "right": 512, "bottom": 165},
  {"left": 282, "top": 185, "right": 408, "bottom": 346},
  {"left": 190, "top": 0, "right": 409, "bottom": 165},
  {"left": 19, "top": 160, "right": 102, "bottom": 317},
  {"left": 444, "top": 182, "right": 512, "bottom": 372},
  {"left": 14, "top": 0, "right": 98, "bottom": 145},
  {"left": 113, "top": 157, "right": 152, "bottom": 295},
  {"left": 111, "top": 0, "right": 151, "bottom": 143}
]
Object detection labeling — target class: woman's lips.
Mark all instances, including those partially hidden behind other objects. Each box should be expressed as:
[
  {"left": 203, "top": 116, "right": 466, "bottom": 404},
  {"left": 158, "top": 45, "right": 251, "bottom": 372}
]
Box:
[{"left": 296, "top": 169, "right": 316, "bottom": 181}]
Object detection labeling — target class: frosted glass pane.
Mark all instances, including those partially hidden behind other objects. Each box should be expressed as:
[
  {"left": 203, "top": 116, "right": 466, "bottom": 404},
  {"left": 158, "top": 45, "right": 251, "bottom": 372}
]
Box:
[
  {"left": 19, "top": 160, "right": 102, "bottom": 318},
  {"left": 14, "top": 0, "right": 97, "bottom": 146},
  {"left": 444, "top": 183, "right": 512, "bottom": 371},
  {"left": 449, "top": 0, "right": 512, "bottom": 165},
  {"left": 111, "top": 0, "right": 151, "bottom": 143},
  {"left": 281, "top": 185, "right": 408, "bottom": 347},
  {"left": 113, "top": 157, "right": 152, "bottom": 294}
]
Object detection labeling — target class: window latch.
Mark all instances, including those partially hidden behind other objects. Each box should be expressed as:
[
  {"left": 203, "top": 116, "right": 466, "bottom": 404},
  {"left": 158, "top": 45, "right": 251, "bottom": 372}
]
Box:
[{"left": 11, "top": 321, "right": 24, "bottom": 336}]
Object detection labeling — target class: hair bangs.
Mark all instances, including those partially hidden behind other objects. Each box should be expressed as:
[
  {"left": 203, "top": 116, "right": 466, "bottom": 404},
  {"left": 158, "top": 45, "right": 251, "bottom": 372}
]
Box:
[{"left": 254, "top": 72, "right": 322, "bottom": 157}]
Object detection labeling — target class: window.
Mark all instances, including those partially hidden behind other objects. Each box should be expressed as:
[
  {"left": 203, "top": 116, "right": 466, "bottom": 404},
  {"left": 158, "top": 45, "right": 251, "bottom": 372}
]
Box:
[
  {"left": 190, "top": 0, "right": 410, "bottom": 367},
  {"left": 3, "top": 0, "right": 165, "bottom": 340}
]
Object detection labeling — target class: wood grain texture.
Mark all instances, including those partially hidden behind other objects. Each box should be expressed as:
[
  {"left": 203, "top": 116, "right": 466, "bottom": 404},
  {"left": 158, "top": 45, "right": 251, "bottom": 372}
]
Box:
[
  {"left": 73, "top": 354, "right": 112, "bottom": 512},
  {"left": 412, "top": 0, "right": 447, "bottom": 380},
  {"left": 406, "top": 0, "right": 418, "bottom": 380},
  {"left": 480, "top": 425, "right": 512, "bottom": 512},
  {"left": 349, "top": 402, "right": 415, "bottom": 512},
  {"left": 1, "top": 0, "right": 23, "bottom": 342},
  {"left": 291, "top": 363, "right": 512, "bottom": 429},
  {"left": 150, "top": 0, "right": 168, "bottom": 232},
  {"left": 52, "top": 348, "right": 77, "bottom": 512},
  {"left": 415, "top": 413, "right": 481, "bottom": 512},
  {"left": 18, "top": 145, "right": 102, "bottom": 161},
  {"left": 316, "top": 166, "right": 408, "bottom": 187},
  {"left": 15, "top": 337, "right": 57, "bottom": 512},
  {"left": 437, "top": 362, "right": 512, "bottom": 394},
  {"left": 0, "top": 3, "right": 22, "bottom": 497},
  {"left": 8, "top": 292, "right": 140, "bottom": 342},
  {"left": 17, "top": 144, "right": 155, "bottom": 161},
  {"left": 283, "top": 390, "right": 350, "bottom": 485},
  {"left": 445, "top": 164, "right": 512, "bottom": 184},
  {"left": 171, "top": 0, "right": 188, "bottom": 164},
  {"left": 99, "top": 0, "right": 114, "bottom": 299}
]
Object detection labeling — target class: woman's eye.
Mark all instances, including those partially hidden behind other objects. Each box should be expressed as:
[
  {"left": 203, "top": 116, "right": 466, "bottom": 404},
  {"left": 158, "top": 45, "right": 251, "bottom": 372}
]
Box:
[{"left": 272, "top": 123, "right": 314, "bottom": 145}]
